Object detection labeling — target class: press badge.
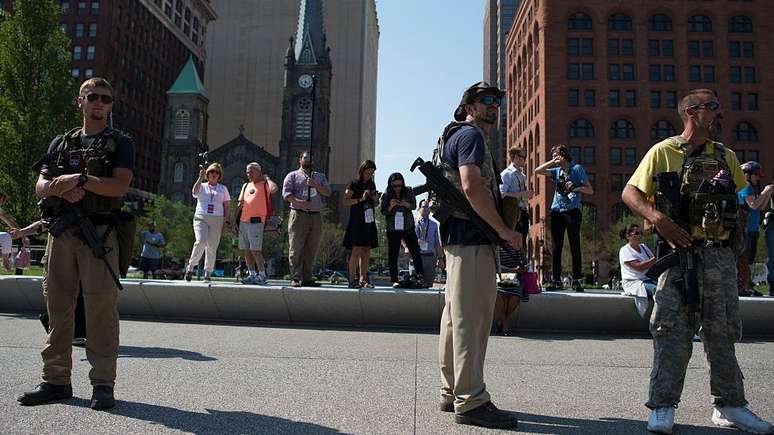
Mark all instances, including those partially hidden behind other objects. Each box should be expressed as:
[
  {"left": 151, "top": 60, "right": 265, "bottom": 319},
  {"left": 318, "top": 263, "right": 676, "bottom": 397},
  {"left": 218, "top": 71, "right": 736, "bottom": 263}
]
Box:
[
  {"left": 309, "top": 187, "right": 318, "bottom": 198},
  {"left": 394, "top": 212, "right": 404, "bottom": 231},
  {"left": 207, "top": 203, "right": 214, "bottom": 214},
  {"left": 419, "top": 240, "right": 429, "bottom": 251},
  {"left": 364, "top": 207, "right": 375, "bottom": 224}
]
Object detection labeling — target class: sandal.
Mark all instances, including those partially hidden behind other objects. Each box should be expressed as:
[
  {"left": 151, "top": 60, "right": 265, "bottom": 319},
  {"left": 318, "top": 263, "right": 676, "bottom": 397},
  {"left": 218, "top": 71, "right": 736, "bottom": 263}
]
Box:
[{"left": 360, "top": 281, "right": 375, "bottom": 288}]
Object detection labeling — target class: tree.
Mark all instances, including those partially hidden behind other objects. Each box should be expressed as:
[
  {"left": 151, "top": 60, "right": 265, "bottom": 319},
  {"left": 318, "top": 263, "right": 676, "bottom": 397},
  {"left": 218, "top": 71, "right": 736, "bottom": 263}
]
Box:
[
  {"left": 0, "top": 0, "right": 78, "bottom": 224},
  {"left": 315, "top": 219, "right": 346, "bottom": 270},
  {"left": 134, "top": 196, "right": 195, "bottom": 260}
]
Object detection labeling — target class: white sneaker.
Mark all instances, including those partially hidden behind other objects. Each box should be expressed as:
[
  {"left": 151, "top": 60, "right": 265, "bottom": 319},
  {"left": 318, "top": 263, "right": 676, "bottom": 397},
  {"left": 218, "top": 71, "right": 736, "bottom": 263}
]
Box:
[
  {"left": 255, "top": 274, "right": 268, "bottom": 285},
  {"left": 647, "top": 407, "right": 675, "bottom": 434},
  {"left": 241, "top": 274, "right": 257, "bottom": 285},
  {"left": 712, "top": 406, "right": 774, "bottom": 434}
]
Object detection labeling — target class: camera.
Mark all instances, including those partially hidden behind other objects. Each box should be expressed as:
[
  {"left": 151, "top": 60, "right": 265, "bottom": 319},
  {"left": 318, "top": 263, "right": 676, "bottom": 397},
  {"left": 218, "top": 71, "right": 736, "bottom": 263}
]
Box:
[{"left": 196, "top": 152, "right": 209, "bottom": 168}]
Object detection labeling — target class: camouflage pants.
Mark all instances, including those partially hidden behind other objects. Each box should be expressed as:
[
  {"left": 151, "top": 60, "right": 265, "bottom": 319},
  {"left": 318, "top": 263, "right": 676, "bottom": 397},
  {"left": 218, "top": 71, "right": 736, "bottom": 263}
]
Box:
[{"left": 647, "top": 246, "right": 747, "bottom": 409}]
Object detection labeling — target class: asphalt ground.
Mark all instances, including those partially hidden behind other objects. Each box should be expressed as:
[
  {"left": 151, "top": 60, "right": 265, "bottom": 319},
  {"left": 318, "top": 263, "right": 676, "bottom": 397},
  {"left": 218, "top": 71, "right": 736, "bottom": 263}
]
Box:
[{"left": 1, "top": 313, "right": 773, "bottom": 435}]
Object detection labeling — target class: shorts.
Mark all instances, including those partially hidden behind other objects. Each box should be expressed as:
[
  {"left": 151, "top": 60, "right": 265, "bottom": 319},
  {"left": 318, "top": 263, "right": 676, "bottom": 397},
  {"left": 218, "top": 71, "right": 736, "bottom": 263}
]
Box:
[
  {"left": 239, "top": 220, "right": 265, "bottom": 251},
  {"left": 0, "top": 232, "right": 11, "bottom": 255},
  {"left": 139, "top": 256, "right": 162, "bottom": 272}
]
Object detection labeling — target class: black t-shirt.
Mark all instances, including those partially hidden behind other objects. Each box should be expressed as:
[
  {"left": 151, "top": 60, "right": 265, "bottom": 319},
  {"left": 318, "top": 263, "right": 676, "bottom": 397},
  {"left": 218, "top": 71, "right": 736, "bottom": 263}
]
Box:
[
  {"left": 41, "top": 128, "right": 135, "bottom": 175},
  {"left": 439, "top": 126, "right": 491, "bottom": 246}
]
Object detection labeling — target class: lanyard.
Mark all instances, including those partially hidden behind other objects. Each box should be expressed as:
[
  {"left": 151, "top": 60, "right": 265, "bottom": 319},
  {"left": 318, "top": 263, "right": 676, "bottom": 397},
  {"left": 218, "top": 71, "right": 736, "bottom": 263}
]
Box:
[
  {"left": 419, "top": 219, "right": 429, "bottom": 240},
  {"left": 208, "top": 183, "right": 216, "bottom": 203}
]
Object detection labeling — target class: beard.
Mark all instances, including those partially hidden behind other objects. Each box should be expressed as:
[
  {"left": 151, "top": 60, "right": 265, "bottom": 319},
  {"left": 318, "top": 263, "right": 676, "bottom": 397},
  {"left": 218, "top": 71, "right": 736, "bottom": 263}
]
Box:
[
  {"left": 301, "top": 162, "right": 312, "bottom": 170},
  {"left": 708, "top": 117, "right": 722, "bottom": 141},
  {"left": 89, "top": 112, "right": 105, "bottom": 121},
  {"left": 475, "top": 110, "right": 498, "bottom": 125}
]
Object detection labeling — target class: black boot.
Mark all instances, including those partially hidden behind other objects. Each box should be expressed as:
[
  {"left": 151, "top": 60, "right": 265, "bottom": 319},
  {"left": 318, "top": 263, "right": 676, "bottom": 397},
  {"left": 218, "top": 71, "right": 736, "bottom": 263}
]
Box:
[
  {"left": 769, "top": 282, "right": 774, "bottom": 297},
  {"left": 17, "top": 383, "right": 72, "bottom": 406},
  {"left": 90, "top": 386, "right": 115, "bottom": 410},
  {"left": 455, "top": 401, "right": 518, "bottom": 429}
]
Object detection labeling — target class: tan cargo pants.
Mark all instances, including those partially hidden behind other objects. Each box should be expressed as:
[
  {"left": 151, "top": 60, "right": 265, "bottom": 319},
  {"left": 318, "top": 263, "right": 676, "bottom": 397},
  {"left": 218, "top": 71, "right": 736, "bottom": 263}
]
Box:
[
  {"left": 41, "top": 226, "right": 120, "bottom": 387},
  {"left": 288, "top": 210, "right": 323, "bottom": 283},
  {"left": 439, "top": 244, "right": 498, "bottom": 413}
]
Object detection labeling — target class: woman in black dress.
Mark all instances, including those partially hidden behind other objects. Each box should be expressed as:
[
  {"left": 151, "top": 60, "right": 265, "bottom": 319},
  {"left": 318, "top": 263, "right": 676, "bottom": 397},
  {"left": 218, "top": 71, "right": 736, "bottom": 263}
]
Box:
[
  {"left": 343, "top": 160, "right": 381, "bottom": 288},
  {"left": 380, "top": 172, "right": 424, "bottom": 287}
]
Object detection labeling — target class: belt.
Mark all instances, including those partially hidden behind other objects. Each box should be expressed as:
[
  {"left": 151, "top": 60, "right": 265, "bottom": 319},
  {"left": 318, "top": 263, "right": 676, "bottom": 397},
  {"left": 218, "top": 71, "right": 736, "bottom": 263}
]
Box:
[
  {"left": 691, "top": 239, "right": 732, "bottom": 248},
  {"left": 291, "top": 209, "right": 319, "bottom": 215}
]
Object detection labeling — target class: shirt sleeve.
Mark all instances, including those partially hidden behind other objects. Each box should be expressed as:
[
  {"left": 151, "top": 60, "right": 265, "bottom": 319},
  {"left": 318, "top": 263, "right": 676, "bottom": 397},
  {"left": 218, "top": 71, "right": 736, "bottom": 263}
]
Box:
[
  {"left": 500, "top": 170, "right": 516, "bottom": 195},
  {"left": 627, "top": 146, "right": 660, "bottom": 197},
  {"left": 454, "top": 128, "right": 485, "bottom": 168},
  {"left": 318, "top": 172, "right": 330, "bottom": 190},
  {"left": 282, "top": 172, "right": 294, "bottom": 199},
  {"left": 39, "top": 136, "right": 64, "bottom": 176},
  {"left": 619, "top": 245, "right": 638, "bottom": 264},
  {"left": 113, "top": 135, "right": 135, "bottom": 171},
  {"left": 725, "top": 149, "right": 748, "bottom": 193},
  {"left": 223, "top": 185, "right": 231, "bottom": 202},
  {"left": 738, "top": 184, "right": 753, "bottom": 205},
  {"left": 573, "top": 165, "right": 588, "bottom": 184}
]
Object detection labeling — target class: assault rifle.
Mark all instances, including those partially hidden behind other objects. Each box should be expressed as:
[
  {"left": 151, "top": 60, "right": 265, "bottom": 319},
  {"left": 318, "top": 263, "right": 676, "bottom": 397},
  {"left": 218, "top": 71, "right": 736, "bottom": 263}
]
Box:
[
  {"left": 410, "top": 157, "right": 524, "bottom": 269},
  {"left": 644, "top": 172, "right": 697, "bottom": 305}
]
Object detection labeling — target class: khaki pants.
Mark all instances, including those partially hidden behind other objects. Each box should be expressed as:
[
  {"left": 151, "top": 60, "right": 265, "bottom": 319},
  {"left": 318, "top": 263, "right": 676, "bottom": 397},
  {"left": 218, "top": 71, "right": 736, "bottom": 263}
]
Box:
[
  {"left": 420, "top": 254, "right": 436, "bottom": 287},
  {"left": 439, "top": 244, "right": 497, "bottom": 413},
  {"left": 42, "top": 226, "right": 120, "bottom": 387},
  {"left": 288, "top": 210, "right": 322, "bottom": 282},
  {"left": 188, "top": 215, "right": 224, "bottom": 273}
]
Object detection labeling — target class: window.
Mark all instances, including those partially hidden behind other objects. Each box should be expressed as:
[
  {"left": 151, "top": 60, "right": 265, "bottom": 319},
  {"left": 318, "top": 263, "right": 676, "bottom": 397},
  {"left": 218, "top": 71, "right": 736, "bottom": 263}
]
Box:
[
  {"left": 583, "top": 89, "right": 595, "bottom": 106},
  {"left": 649, "top": 64, "right": 661, "bottom": 81},
  {"left": 61, "top": 0, "right": 69, "bottom": 15},
  {"left": 663, "top": 65, "right": 675, "bottom": 81},
  {"left": 730, "top": 66, "right": 741, "bottom": 83},
  {"left": 688, "top": 41, "right": 699, "bottom": 57},
  {"left": 568, "top": 38, "right": 593, "bottom": 56},
  {"left": 748, "top": 93, "right": 758, "bottom": 111},
  {"left": 295, "top": 97, "right": 313, "bottom": 138},
  {"left": 609, "top": 90, "right": 621, "bottom": 107},
  {"left": 621, "top": 39, "right": 634, "bottom": 56},
  {"left": 622, "top": 64, "right": 635, "bottom": 80},
  {"left": 71, "top": 68, "right": 80, "bottom": 78},
  {"left": 608, "top": 64, "right": 620, "bottom": 80},
  {"left": 648, "top": 14, "right": 672, "bottom": 31},
  {"left": 650, "top": 91, "right": 661, "bottom": 108},
  {"left": 570, "top": 119, "right": 594, "bottom": 138},
  {"left": 173, "top": 162, "right": 184, "bottom": 183},
  {"left": 608, "top": 38, "right": 619, "bottom": 56},
  {"left": 587, "top": 173, "right": 596, "bottom": 190},
  {"left": 568, "top": 63, "right": 580, "bottom": 80},
  {"left": 744, "top": 66, "right": 756, "bottom": 83},
  {"left": 77, "top": 1, "right": 85, "bottom": 15},
  {"left": 84, "top": 68, "right": 93, "bottom": 78},
  {"left": 581, "top": 63, "right": 594, "bottom": 80},
  {"left": 174, "top": 109, "right": 190, "bottom": 139},
  {"left": 568, "top": 12, "right": 592, "bottom": 30},
  {"left": 608, "top": 13, "right": 632, "bottom": 31},
  {"left": 689, "top": 65, "right": 700, "bottom": 82},
  {"left": 568, "top": 38, "right": 580, "bottom": 55},
  {"left": 75, "top": 23, "right": 84, "bottom": 37},
  {"left": 610, "top": 147, "right": 622, "bottom": 165},
  {"left": 702, "top": 41, "right": 714, "bottom": 57},
  {"left": 624, "top": 148, "right": 637, "bottom": 166},
  {"left": 703, "top": 65, "right": 715, "bottom": 82},
  {"left": 651, "top": 120, "right": 676, "bottom": 140},
  {"left": 730, "top": 41, "right": 755, "bottom": 58},
  {"left": 583, "top": 147, "right": 595, "bottom": 165},
  {"left": 729, "top": 15, "right": 752, "bottom": 33},
  {"left": 688, "top": 15, "right": 712, "bottom": 33},
  {"left": 610, "top": 119, "right": 635, "bottom": 139},
  {"left": 624, "top": 90, "right": 636, "bottom": 107},
  {"left": 731, "top": 92, "right": 742, "bottom": 111},
  {"left": 611, "top": 174, "right": 623, "bottom": 192},
  {"left": 86, "top": 45, "right": 95, "bottom": 60},
  {"left": 648, "top": 40, "right": 659, "bottom": 57},
  {"left": 612, "top": 202, "right": 633, "bottom": 222},
  {"left": 568, "top": 89, "right": 580, "bottom": 107},
  {"left": 91, "top": 1, "right": 99, "bottom": 14},
  {"left": 734, "top": 122, "right": 758, "bottom": 142},
  {"left": 663, "top": 40, "right": 673, "bottom": 57},
  {"left": 72, "top": 46, "right": 82, "bottom": 60},
  {"left": 747, "top": 150, "right": 760, "bottom": 163},
  {"left": 665, "top": 91, "right": 677, "bottom": 108},
  {"left": 88, "top": 23, "right": 97, "bottom": 37}
]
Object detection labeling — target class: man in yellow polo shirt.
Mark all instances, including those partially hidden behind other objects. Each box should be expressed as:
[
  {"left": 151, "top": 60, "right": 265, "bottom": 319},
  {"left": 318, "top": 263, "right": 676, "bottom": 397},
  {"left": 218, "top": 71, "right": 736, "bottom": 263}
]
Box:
[{"left": 623, "top": 89, "right": 773, "bottom": 435}]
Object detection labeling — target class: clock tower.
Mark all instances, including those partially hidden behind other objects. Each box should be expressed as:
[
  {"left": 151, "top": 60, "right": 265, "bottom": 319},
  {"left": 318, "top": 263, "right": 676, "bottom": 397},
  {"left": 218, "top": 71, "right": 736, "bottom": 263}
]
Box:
[{"left": 278, "top": 0, "right": 332, "bottom": 188}]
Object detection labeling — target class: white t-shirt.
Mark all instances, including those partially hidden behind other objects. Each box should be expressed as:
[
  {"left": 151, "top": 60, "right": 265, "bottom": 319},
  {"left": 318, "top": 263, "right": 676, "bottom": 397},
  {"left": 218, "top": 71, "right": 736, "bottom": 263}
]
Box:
[
  {"left": 619, "top": 243, "right": 654, "bottom": 296},
  {"left": 0, "top": 232, "right": 11, "bottom": 255},
  {"left": 193, "top": 183, "right": 231, "bottom": 217}
]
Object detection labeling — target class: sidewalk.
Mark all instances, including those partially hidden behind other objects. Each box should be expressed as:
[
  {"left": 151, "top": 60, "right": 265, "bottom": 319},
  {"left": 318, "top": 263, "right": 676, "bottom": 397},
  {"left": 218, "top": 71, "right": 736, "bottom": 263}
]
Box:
[{"left": 2, "top": 313, "right": 773, "bottom": 434}]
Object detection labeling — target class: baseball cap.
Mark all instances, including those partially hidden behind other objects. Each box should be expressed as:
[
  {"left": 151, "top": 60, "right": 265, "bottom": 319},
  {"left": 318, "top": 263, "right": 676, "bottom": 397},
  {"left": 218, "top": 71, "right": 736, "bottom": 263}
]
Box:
[{"left": 453, "top": 81, "right": 505, "bottom": 121}]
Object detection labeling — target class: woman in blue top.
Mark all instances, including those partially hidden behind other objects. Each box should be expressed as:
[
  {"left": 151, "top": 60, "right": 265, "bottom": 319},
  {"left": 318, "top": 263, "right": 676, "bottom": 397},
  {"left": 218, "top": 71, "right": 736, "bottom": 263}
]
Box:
[{"left": 535, "top": 144, "right": 594, "bottom": 292}]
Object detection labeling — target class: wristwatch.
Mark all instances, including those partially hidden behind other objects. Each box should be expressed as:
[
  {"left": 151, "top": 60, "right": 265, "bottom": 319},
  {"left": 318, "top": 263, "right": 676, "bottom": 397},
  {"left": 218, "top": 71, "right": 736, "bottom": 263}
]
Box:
[{"left": 77, "top": 174, "right": 88, "bottom": 187}]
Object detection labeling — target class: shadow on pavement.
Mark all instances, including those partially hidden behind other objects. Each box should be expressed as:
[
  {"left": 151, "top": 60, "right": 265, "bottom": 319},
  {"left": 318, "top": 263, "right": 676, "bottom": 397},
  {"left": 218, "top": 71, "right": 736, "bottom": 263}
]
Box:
[
  {"left": 515, "top": 412, "right": 737, "bottom": 435},
  {"left": 116, "top": 345, "right": 217, "bottom": 361},
  {"left": 98, "top": 400, "right": 348, "bottom": 434}
]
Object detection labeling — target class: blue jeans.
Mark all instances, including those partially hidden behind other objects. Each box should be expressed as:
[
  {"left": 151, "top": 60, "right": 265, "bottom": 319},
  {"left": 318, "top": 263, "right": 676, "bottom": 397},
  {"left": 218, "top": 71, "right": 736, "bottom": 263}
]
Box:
[{"left": 766, "top": 226, "right": 774, "bottom": 283}]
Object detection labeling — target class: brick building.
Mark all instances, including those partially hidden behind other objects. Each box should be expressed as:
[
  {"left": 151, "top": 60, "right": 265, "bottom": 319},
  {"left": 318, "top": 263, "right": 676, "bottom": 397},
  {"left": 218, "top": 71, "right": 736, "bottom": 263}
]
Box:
[
  {"left": 506, "top": 0, "right": 772, "bottom": 268},
  {"left": 60, "top": 0, "right": 216, "bottom": 195}
]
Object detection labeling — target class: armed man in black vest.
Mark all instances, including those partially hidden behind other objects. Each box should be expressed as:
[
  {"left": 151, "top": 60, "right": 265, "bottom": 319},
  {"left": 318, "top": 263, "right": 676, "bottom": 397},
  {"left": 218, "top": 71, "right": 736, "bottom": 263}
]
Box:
[
  {"left": 435, "top": 82, "right": 521, "bottom": 429},
  {"left": 622, "top": 89, "right": 773, "bottom": 434},
  {"left": 18, "top": 78, "right": 134, "bottom": 410}
]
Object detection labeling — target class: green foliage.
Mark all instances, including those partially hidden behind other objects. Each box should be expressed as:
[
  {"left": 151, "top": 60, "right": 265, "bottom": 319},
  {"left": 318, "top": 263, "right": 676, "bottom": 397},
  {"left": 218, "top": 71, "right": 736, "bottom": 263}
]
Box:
[
  {"left": 315, "top": 218, "right": 346, "bottom": 270},
  {"left": 134, "top": 196, "right": 195, "bottom": 260},
  {"left": 0, "top": 0, "right": 78, "bottom": 224}
]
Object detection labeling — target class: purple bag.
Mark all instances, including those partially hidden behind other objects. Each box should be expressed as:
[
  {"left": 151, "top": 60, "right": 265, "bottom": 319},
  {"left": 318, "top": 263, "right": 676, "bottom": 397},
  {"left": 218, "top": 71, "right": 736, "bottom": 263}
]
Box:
[{"left": 519, "top": 271, "right": 541, "bottom": 294}]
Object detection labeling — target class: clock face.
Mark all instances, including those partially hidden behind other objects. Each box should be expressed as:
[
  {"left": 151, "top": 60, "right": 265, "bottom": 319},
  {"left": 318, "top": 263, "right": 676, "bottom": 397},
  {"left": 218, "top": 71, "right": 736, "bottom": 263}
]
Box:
[{"left": 298, "top": 74, "right": 313, "bottom": 89}]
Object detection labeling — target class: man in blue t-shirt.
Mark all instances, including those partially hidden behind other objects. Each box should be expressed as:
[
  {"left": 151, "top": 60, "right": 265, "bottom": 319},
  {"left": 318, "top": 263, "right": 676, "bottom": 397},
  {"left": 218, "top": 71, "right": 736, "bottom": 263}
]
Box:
[
  {"left": 535, "top": 145, "right": 594, "bottom": 291},
  {"left": 736, "top": 161, "right": 774, "bottom": 296}
]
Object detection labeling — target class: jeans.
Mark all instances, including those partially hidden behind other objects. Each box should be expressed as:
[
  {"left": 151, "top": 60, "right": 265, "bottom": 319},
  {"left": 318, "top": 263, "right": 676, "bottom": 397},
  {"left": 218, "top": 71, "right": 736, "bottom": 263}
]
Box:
[
  {"left": 550, "top": 208, "right": 582, "bottom": 282},
  {"left": 387, "top": 230, "right": 424, "bottom": 282},
  {"left": 766, "top": 226, "right": 774, "bottom": 284}
]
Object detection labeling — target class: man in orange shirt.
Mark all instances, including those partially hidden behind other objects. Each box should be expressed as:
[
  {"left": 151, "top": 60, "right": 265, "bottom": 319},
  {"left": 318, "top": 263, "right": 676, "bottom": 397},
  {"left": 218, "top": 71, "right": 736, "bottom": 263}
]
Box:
[{"left": 234, "top": 163, "right": 278, "bottom": 285}]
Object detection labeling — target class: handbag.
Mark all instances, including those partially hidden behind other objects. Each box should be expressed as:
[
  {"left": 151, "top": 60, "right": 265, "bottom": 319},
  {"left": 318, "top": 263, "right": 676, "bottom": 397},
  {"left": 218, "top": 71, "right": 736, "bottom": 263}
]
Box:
[
  {"left": 14, "top": 247, "right": 30, "bottom": 270},
  {"left": 519, "top": 271, "right": 541, "bottom": 294}
]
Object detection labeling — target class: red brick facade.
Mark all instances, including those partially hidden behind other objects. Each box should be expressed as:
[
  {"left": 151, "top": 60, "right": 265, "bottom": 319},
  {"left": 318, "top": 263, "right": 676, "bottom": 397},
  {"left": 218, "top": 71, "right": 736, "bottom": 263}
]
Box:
[{"left": 506, "top": 0, "right": 773, "bottom": 265}]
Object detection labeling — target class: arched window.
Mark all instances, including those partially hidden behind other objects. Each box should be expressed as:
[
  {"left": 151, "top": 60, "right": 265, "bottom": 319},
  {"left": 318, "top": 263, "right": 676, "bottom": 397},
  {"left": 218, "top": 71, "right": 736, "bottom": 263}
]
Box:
[
  {"left": 569, "top": 118, "right": 594, "bottom": 138},
  {"left": 648, "top": 14, "right": 673, "bottom": 31},
  {"left": 651, "top": 120, "right": 676, "bottom": 141},
  {"left": 173, "top": 162, "right": 184, "bottom": 183},
  {"left": 729, "top": 15, "right": 752, "bottom": 33},
  {"left": 612, "top": 202, "right": 632, "bottom": 222},
  {"left": 231, "top": 177, "right": 245, "bottom": 197},
  {"left": 295, "top": 97, "right": 313, "bottom": 139},
  {"left": 610, "top": 119, "right": 636, "bottom": 139},
  {"left": 568, "top": 12, "right": 592, "bottom": 31},
  {"left": 174, "top": 109, "right": 190, "bottom": 139},
  {"left": 688, "top": 15, "right": 712, "bottom": 32},
  {"left": 734, "top": 122, "right": 758, "bottom": 142},
  {"left": 608, "top": 13, "right": 632, "bottom": 31}
]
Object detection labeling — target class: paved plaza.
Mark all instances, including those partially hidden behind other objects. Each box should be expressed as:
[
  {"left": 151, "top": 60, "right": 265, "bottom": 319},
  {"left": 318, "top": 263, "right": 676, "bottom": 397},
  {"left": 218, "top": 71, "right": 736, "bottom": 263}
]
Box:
[{"left": 1, "top": 313, "right": 773, "bottom": 434}]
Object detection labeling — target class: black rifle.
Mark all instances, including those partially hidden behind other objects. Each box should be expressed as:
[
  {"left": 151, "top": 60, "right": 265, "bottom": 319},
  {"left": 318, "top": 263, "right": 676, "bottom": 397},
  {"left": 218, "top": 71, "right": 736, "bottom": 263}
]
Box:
[
  {"left": 410, "top": 157, "right": 524, "bottom": 269},
  {"left": 644, "top": 172, "right": 697, "bottom": 305},
  {"left": 42, "top": 198, "right": 123, "bottom": 291}
]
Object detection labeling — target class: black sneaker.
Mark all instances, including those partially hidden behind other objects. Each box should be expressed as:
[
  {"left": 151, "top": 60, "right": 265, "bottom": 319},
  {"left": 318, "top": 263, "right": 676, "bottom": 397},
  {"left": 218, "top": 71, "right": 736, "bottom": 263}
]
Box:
[
  {"left": 301, "top": 280, "right": 321, "bottom": 287},
  {"left": 455, "top": 401, "right": 518, "bottom": 429},
  {"left": 17, "top": 382, "right": 73, "bottom": 406},
  {"left": 440, "top": 401, "right": 454, "bottom": 413},
  {"left": 290, "top": 280, "right": 301, "bottom": 288},
  {"left": 544, "top": 281, "right": 562, "bottom": 291},
  {"left": 739, "top": 288, "right": 753, "bottom": 297},
  {"left": 348, "top": 279, "right": 361, "bottom": 289},
  {"left": 90, "top": 386, "right": 115, "bottom": 410}
]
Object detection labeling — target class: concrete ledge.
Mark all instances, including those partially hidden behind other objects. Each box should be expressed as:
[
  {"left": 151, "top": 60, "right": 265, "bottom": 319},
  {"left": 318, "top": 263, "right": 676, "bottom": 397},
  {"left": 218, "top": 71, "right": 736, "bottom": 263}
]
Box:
[{"left": 1, "top": 277, "right": 773, "bottom": 334}]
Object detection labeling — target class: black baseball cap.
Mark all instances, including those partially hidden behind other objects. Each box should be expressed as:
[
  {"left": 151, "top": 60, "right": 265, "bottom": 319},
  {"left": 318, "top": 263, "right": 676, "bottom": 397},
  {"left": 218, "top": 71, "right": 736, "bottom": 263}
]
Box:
[{"left": 453, "top": 81, "right": 505, "bottom": 121}]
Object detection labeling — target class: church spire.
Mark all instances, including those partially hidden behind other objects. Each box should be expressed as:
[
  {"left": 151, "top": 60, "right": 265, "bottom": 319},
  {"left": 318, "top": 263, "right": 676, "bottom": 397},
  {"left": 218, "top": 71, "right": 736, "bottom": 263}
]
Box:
[{"left": 293, "top": 0, "right": 328, "bottom": 65}]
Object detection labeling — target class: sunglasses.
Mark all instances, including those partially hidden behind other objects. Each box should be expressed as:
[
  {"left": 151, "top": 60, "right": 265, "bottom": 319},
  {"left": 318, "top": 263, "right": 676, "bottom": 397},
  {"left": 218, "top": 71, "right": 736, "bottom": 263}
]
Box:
[
  {"left": 391, "top": 183, "right": 404, "bottom": 188},
  {"left": 83, "top": 93, "right": 114, "bottom": 104},
  {"left": 689, "top": 101, "right": 720, "bottom": 112},
  {"left": 628, "top": 231, "right": 641, "bottom": 236},
  {"left": 476, "top": 95, "right": 502, "bottom": 106}
]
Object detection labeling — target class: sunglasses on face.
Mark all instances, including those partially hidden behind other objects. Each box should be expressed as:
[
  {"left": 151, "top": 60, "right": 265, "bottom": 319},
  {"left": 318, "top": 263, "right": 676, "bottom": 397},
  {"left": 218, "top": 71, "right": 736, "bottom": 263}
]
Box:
[
  {"left": 83, "top": 93, "right": 114, "bottom": 104},
  {"left": 689, "top": 101, "right": 721, "bottom": 112},
  {"left": 476, "top": 95, "right": 502, "bottom": 107},
  {"left": 391, "top": 183, "right": 403, "bottom": 188},
  {"left": 629, "top": 231, "right": 641, "bottom": 236}
]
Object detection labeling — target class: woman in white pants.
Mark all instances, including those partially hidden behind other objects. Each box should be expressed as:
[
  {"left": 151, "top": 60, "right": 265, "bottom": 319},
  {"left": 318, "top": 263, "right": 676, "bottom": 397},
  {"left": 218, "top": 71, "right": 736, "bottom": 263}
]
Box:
[{"left": 185, "top": 162, "right": 231, "bottom": 282}]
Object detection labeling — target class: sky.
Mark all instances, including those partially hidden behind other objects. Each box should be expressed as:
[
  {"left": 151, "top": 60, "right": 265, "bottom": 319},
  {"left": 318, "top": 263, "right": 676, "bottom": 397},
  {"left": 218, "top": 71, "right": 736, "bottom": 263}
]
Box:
[{"left": 373, "top": 0, "right": 486, "bottom": 193}]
